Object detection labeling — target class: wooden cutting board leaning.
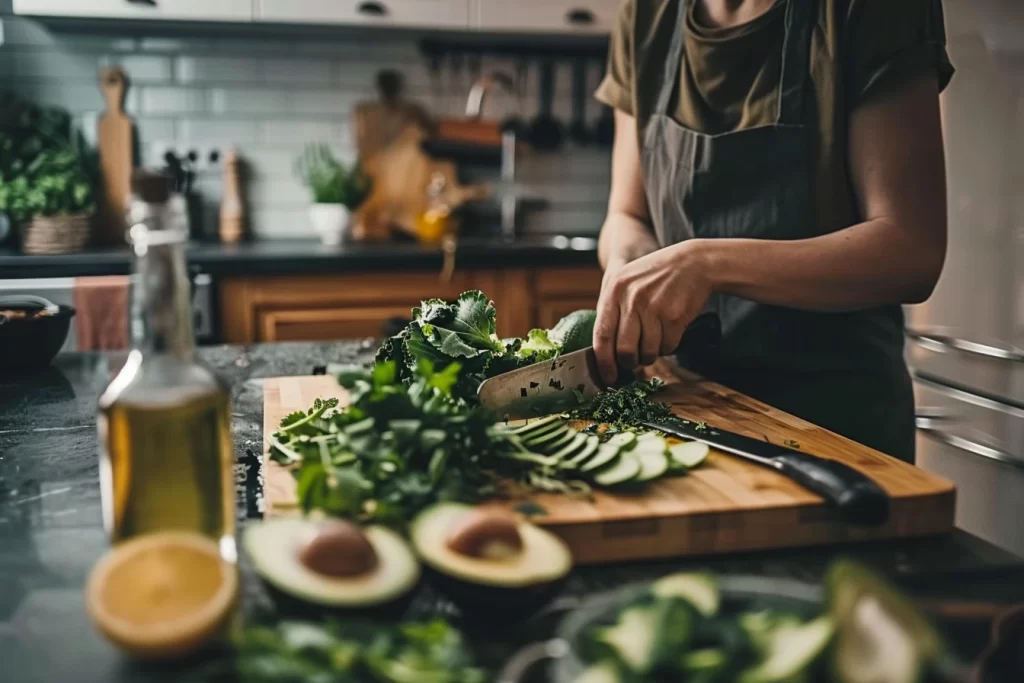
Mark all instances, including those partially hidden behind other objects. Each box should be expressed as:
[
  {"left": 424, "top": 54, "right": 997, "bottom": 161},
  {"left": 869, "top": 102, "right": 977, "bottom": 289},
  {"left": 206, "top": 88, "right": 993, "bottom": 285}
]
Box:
[
  {"left": 262, "top": 373, "right": 956, "bottom": 565},
  {"left": 96, "top": 66, "right": 133, "bottom": 246}
]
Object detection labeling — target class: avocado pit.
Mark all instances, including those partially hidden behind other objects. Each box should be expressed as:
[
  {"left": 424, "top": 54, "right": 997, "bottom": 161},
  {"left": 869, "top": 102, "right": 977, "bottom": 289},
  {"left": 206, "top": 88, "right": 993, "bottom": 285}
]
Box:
[
  {"left": 298, "top": 520, "right": 378, "bottom": 578},
  {"left": 446, "top": 511, "right": 524, "bottom": 560}
]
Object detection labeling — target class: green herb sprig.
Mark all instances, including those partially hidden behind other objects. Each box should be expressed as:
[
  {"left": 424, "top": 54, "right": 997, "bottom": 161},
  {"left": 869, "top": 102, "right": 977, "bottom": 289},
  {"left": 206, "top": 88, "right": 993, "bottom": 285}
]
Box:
[{"left": 569, "top": 378, "right": 673, "bottom": 431}]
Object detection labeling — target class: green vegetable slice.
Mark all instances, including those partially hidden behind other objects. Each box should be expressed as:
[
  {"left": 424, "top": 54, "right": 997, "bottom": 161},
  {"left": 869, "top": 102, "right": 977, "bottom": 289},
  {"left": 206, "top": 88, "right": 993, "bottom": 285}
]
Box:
[
  {"left": 509, "top": 414, "right": 563, "bottom": 436},
  {"left": 523, "top": 425, "right": 572, "bottom": 449},
  {"left": 652, "top": 573, "right": 720, "bottom": 616},
  {"left": 668, "top": 441, "right": 710, "bottom": 469},
  {"left": 607, "top": 432, "right": 637, "bottom": 450},
  {"left": 548, "top": 432, "right": 589, "bottom": 462},
  {"left": 593, "top": 453, "right": 641, "bottom": 487},
  {"left": 634, "top": 450, "right": 669, "bottom": 482},
  {"left": 738, "top": 616, "right": 833, "bottom": 683},
  {"left": 681, "top": 647, "right": 728, "bottom": 673},
  {"left": 579, "top": 444, "right": 621, "bottom": 473},
  {"left": 560, "top": 435, "right": 601, "bottom": 470},
  {"left": 593, "top": 605, "right": 659, "bottom": 675}
]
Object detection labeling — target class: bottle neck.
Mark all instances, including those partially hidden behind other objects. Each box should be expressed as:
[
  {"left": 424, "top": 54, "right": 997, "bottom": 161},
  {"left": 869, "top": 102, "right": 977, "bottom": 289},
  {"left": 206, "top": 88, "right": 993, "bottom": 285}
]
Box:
[{"left": 130, "top": 233, "right": 194, "bottom": 358}]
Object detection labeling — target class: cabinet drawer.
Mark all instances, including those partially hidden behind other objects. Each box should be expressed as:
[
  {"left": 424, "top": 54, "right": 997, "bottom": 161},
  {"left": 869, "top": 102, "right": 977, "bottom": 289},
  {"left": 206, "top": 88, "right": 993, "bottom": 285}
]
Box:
[
  {"left": 257, "top": 0, "right": 470, "bottom": 29},
  {"left": 475, "top": 0, "right": 618, "bottom": 34},
  {"left": 13, "top": 0, "right": 253, "bottom": 22},
  {"left": 259, "top": 306, "right": 413, "bottom": 342}
]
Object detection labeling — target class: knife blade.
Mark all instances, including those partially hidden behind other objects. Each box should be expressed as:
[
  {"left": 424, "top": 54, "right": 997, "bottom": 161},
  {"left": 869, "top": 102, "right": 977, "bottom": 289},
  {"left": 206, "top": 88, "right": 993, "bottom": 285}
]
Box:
[
  {"left": 643, "top": 418, "right": 891, "bottom": 526},
  {"left": 477, "top": 312, "right": 721, "bottom": 419}
]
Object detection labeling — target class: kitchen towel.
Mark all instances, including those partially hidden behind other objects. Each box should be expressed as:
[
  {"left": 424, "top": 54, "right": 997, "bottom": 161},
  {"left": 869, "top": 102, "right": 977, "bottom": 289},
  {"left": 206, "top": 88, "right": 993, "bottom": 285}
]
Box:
[{"left": 73, "top": 276, "right": 130, "bottom": 351}]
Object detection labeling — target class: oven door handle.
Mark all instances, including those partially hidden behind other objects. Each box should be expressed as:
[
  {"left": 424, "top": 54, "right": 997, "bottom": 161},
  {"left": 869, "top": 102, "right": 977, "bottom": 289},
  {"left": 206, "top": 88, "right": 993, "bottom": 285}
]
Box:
[
  {"left": 916, "top": 422, "right": 1024, "bottom": 471},
  {"left": 907, "top": 328, "right": 1024, "bottom": 363}
]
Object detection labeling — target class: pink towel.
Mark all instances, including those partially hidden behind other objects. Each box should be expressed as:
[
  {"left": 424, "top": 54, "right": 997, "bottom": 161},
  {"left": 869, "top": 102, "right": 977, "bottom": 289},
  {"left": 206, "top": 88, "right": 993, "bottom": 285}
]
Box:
[{"left": 73, "top": 276, "right": 130, "bottom": 351}]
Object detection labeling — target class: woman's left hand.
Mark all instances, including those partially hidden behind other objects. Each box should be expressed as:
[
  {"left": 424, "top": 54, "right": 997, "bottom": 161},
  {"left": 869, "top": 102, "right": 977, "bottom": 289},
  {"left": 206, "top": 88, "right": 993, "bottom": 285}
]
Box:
[{"left": 593, "top": 239, "right": 714, "bottom": 385}]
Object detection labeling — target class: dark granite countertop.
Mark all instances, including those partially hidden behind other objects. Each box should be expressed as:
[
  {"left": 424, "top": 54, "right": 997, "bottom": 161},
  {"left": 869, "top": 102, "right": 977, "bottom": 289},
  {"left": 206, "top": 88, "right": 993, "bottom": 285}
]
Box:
[
  {"left": 0, "top": 236, "right": 600, "bottom": 279},
  {"left": 2, "top": 342, "right": 1024, "bottom": 683}
]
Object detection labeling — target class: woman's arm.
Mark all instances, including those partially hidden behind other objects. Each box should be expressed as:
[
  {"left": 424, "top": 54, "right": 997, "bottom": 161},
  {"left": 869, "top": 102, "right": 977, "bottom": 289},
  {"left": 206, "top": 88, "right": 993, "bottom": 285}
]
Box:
[
  {"left": 698, "top": 73, "right": 948, "bottom": 310},
  {"left": 597, "top": 110, "right": 660, "bottom": 272},
  {"left": 592, "top": 73, "right": 948, "bottom": 382}
]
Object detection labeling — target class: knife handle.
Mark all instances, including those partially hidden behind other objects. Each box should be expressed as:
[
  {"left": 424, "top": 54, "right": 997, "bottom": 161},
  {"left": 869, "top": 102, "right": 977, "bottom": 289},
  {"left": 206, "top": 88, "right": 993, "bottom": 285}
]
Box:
[{"left": 772, "top": 452, "right": 891, "bottom": 525}]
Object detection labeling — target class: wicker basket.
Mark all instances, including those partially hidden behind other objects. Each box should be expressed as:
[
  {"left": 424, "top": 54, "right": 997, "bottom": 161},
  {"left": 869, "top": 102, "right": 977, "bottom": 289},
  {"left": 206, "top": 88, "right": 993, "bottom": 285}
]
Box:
[{"left": 21, "top": 214, "right": 92, "bottom": 255}]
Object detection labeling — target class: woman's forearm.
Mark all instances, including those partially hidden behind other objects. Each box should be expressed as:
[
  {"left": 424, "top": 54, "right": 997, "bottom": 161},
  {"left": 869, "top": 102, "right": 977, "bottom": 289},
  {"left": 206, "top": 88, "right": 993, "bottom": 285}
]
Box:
[
  {"left": 598, "top": 211, "right": 660, "bottom": 270},
  {"left": 697, "top": 217, "right": 946, "bottom": 312}
]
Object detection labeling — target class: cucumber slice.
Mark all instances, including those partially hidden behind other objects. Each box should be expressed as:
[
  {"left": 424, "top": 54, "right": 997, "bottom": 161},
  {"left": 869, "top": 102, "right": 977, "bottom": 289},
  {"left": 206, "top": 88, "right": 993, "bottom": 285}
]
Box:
[
  {"left": 510, "top": 414, "right": 562, "bottom": 435},
  {"left": 573, "top": 662, "right": 622, "bottom": 683},
  {"left": 634, "top": 450, "right": 669, "bottom": 482},
  {"left": 594, "top": 605, "right": 659, "bottom": 675},
  {"left": 607, "top": 432, "right": 637, "bottom": 450},
  {"left": 594, "top": 453, "right": 641, "bottom": 487},
  {"left": 549, "top": 432, "right": 589, "bottom": 462},
  {"left": 534, "top": 427, "right": 579, "bottom": 454},
  {"left": 827, "top": 561, "right": 940, "bottom": 683},
  {"left": 669, "top": 441, "right": 710, "bottom": 469},
  {"left": 652, "top": 573, "right": 720, "bottom": 616},
  {"left": 579, "top": 443, "right": 621, "bottom": 473},
  {"left": 523, "top": 425, "right": 571, "bottom": 449},
  {"left": 636, "top": 430, "right": 664, "bottom": 443},
  {"left": 632, "top": 435, "right": 668, "bottom": 454},
  {"left": 560, "top": 435, "right": 601, "bottom": 470},
  {"left": 738, "top": 616, "right": 834, "bottom": 683}
]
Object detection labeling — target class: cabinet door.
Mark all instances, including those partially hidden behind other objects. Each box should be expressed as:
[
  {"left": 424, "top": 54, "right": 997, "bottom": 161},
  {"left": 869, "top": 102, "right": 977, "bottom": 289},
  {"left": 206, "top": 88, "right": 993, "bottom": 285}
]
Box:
[
  {"left": 260, "top": 306, "right": 414, "bottom": 342},
  {"left": 13, "top": 0, "right": 253, "bottom": 21},
  {"left": 475, "top": 0, "right": 618, "bottom": 34},
  {"left": 257, "top": 0, "right": 470, "bottom": 29},
  {"left": 534, "top": 267, "right": 604, "bottom": 329}
]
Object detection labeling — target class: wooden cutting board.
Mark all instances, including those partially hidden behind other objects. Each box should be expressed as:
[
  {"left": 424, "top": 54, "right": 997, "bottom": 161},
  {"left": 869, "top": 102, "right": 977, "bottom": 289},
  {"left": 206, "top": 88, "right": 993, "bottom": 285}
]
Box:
[
  {"left": 96, "top": 66, "right": 133, "bottom": 246},
  {"left": 262, "top": 372, "right": 956, "bottom": 565}
]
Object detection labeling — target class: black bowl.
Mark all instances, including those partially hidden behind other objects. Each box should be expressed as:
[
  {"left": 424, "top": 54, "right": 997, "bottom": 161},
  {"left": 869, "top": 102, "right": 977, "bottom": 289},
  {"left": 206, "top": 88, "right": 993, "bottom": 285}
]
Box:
[{"left": 0, "top": 305, "right": 75, "bottom": 376}]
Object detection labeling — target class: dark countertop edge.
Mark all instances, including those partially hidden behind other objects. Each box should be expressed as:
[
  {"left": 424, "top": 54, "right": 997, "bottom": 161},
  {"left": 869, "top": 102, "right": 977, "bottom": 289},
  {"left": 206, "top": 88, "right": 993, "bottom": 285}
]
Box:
[{"left": 0, "top": 239, "right": 600, "bottom": 279}]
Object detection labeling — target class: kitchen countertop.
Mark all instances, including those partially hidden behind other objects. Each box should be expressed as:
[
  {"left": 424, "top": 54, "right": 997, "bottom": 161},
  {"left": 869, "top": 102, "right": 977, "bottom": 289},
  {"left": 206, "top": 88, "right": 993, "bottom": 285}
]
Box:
[
  {"left": 0, "top": 236, "right": 600, "bottom": 279},
  {"left": 2, "top": 341, "right": 1024, "bottom": 683}
]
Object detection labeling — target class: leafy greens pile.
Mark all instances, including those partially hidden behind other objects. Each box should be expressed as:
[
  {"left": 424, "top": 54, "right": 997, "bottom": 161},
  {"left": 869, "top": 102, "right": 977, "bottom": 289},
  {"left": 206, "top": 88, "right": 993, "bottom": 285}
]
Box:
[
  {"left": 569, "top": 378, "right": 674, "bottom": 431},
  {"left": 376, "top": 290, "right": 594, "bottom": 401},
  {"left": 228, "top": 618, "right": 485, "bottom": 683}
]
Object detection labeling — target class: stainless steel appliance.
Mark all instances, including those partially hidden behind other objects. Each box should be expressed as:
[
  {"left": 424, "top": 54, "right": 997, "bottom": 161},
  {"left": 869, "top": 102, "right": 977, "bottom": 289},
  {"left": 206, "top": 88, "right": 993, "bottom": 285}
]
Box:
[{"left": 905, "top": 0, "right": 1024, "bottom": 557}]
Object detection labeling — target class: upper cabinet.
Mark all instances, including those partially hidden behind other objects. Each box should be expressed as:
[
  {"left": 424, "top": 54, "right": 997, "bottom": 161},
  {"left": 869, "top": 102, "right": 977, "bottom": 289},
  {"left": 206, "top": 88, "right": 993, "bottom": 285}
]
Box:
[
  {"left": 12, "top": 0, "right": 254, "bottom": 22},
  {"left": 256, "top": 0, "right": 471, "bottom": 30},
  {"left": 474, "top": 0, "right": 619, "bottom": 35}
]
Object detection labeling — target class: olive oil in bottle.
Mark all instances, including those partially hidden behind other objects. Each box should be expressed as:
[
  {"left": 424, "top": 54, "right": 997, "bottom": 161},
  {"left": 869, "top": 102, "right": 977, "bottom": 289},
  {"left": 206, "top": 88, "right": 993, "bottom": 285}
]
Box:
[{"left": 98, "top": 170, "right": 236, "bottom": 562}]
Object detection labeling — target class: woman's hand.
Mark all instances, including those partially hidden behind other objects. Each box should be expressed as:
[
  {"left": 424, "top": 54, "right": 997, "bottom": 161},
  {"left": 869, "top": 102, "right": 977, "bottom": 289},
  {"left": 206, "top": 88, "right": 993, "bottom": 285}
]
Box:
[{"left": 593, "top": 240, "right": 714, "bottom": 385}]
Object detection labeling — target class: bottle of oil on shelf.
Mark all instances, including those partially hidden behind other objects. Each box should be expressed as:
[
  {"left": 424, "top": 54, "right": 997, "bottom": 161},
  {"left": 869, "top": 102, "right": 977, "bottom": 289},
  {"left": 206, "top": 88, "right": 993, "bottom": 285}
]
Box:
[{"left": 98, "top": 170, "right": 236, "bottom": 562}]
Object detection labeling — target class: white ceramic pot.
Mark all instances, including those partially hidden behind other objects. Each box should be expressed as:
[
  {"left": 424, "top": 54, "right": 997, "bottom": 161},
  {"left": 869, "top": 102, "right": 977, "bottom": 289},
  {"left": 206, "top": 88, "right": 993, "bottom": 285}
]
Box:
[{"left": 309, "top": 204, "right": 351, "bottom": 246}]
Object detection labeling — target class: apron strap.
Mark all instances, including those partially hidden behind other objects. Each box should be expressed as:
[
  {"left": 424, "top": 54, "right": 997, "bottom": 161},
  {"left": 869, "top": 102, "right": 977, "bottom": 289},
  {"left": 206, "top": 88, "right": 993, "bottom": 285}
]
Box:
[
  {"left": 776, "top": 0, "right": 814, "bottom": 126},
  {"left": 653, "top": 0, "right": 691, "bottom": 118}
]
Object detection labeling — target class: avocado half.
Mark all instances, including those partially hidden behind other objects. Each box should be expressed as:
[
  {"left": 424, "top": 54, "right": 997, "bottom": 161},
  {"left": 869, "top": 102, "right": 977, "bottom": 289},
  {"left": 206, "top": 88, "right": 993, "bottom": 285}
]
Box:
[
  {"left": 244, "top": 517, "right": 420, "bottom": 617},
  {"left": 410, "top": 503, "right": 573, "bottom": 618}
]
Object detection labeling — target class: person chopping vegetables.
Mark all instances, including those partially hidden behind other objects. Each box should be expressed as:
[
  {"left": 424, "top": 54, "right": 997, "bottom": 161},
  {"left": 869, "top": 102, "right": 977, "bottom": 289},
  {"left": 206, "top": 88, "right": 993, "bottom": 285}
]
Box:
[{"left": 592, "top": 0, "right": 954, "bottom": 462}]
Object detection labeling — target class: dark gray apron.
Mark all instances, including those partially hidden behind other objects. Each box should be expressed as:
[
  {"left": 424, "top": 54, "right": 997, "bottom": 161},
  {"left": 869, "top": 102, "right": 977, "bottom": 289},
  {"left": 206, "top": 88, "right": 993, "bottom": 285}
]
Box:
[{"left": 640, "top": 0, "right": 916, "bottom": 461}]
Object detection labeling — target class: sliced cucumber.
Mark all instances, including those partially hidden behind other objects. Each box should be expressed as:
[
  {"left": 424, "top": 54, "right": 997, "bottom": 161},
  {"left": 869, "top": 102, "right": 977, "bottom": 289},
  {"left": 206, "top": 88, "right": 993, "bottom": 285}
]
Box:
[
  {"left": 594, "top": 453, "right": 641, "bottom": 487},
  {"left": 510, "top": 414, "right": 563, "bottom": 435},
  {"left": 523, "top": 425, "right": 571, "bottom": 449},
  {"left": 535, "top": 427, "right": 579, "bottom": 454},
  {"left": 634, "top": 450, "right": 669, "bottom": 482},
  {"left": 652, "top": 573, "right": 720, "bottom": 616},
  {"left": 738, "top": 616, "right": 833, "bottom": 683},
  {"left": 636, "top": 430, "right": 664, "bottom": 443},
  {"left": 579, "top": 443, "right": 621, "bottom": 473},
  {"left": 594, "top": 604, "right": 659, "bottom": 675},
  {"left": 632, "top": 435, "right": 668, "bottom": 454},
  {"left": 572, "top": 662, "right": 622, "bottom": 683},
  {"left": 669, "top": 441, "right": 710, "bottom": 469},
  {"left": 607, "top": 432, "right": 637, "bottom": 450},
  {"left": 560, "top": 435, "right": 601, "bottom": 470},
  {"left": 549, "top": 432, "right": 588, "bottom": 461}
]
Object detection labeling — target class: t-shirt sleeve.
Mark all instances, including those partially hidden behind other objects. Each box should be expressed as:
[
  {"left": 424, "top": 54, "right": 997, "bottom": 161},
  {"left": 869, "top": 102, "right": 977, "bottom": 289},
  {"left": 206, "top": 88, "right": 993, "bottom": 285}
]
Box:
[
  {"left": 594, "top": 0, "right": 635, "bottom": 114},
  {"left": 845, "top": 0, "right": 955, "bottom": 106}
]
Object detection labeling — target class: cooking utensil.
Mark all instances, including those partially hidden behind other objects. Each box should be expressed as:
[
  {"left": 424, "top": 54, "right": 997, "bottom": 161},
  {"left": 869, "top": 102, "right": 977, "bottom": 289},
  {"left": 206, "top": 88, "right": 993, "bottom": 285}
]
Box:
[
  {"left": 0, "top": 295, "right": 74, "bottom": 376},
  {"left": 529, "top": 60, "right": 565, "bottom": 151},
  {"left": 97, "top": 66, "right": 133, "bottom": 245},
  {"left": 643, "top": 417, "right": 891, "bottom": 525},
  {"left": 569, "top": 58, "right": 591, "bottom": 145},
  {"left": 476, "top": 312, "right": 722, "bottom": 418}
]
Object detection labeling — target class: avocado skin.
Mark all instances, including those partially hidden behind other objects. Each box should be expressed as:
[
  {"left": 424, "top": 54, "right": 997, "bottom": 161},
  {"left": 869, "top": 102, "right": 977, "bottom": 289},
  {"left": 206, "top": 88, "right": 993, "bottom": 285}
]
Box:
[
  {"left": 424, "top": 566, "right": 567, "bottom": 620},
  {"left": 256, "top": 576, "right": 420, "bottom": 621}
]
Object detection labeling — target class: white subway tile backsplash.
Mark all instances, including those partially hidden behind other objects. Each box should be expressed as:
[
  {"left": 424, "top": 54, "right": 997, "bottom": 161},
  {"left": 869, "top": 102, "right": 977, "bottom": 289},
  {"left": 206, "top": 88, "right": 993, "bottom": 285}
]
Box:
[
  {"left": 140, "top": 87, "right": 208, "bottom": 114},
  {"left": 108, "top": 55, "right": 173, "bottom": 82},
  {"left": 290, "top": 90, "right": 362, "bottom": 115},
  {"left": 259, "top": 119, "right": 351, "bottom": 147},
  {"left": 179, "top": 118, "right": 261, "bottom": 145},
  {"left": 17, "top": 82, "right": 105, "bottom": 113},
  {"left": 249, "top": 209, "right": 316, "bottom": 240},
  {"left": 209, "top": 87, "right": 292, "bottom": 115},
  {"left": 138, "top": 37, "right": 214, "bottom": 53},
  {"left": 176, "top": 55, "right": 262, "bottom": 84},
  {"left": 264, "top": 58, "right": 334, "bottom": 85},
  {"left": 134, "top": 117, "right": 178, "bottom": 146},
  {"left": 14, "top": 50, "right": 100, "bottom": 81}
]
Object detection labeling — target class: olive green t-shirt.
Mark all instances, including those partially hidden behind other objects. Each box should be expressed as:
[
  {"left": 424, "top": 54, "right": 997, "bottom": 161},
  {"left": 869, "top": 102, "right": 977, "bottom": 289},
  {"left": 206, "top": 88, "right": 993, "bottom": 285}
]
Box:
[{"left": 595, "top": 0, "right": 955, "bottom": 236}]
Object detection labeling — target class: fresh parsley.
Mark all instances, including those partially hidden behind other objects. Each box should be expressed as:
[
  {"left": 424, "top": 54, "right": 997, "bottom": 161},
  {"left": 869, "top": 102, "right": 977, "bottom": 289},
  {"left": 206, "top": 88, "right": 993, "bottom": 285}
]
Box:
[{"left": 569, "top": 378, "right": 673, "bottom": 430}]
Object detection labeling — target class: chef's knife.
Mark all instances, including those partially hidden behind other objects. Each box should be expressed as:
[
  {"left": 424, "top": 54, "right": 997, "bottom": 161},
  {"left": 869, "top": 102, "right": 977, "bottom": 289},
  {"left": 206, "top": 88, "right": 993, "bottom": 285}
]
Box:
[
  {"left": 477, "top": 312, "right": 721, "bottom": 419},
  {"left": 643, "top": 418, "right": 891, "bottom": 526}
]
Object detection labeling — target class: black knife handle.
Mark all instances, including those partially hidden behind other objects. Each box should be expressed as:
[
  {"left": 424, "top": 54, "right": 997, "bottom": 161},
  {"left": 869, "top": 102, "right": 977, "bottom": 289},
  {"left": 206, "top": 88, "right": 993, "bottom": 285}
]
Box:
[{"left": 772, "top": 452, "right": 890, "bottom": 525}]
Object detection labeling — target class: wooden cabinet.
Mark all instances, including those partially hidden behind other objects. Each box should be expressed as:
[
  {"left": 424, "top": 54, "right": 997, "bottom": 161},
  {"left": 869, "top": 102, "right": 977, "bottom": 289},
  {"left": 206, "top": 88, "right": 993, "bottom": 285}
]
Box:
[
  {"left": 256, "top": 0, "right": 471, "bottom": 29},
  {"left": 13, "top": 0, "right": 254, "bottom": 21},
  {"left": 474, "top": 0, "right": 618, "bottom": 35},
  {"left": 219, "top": 266, "right": 602, "bottom": 344}
]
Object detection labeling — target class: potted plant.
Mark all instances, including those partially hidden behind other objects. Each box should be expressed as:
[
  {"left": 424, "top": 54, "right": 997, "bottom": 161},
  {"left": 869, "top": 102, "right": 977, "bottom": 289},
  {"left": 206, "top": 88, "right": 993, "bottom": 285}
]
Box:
[
  {"left": 295, "top": 143, "right": 371, "bottom": 246},
  {"left": 0, "top": 92, "right": 96, "bottom": 254}
]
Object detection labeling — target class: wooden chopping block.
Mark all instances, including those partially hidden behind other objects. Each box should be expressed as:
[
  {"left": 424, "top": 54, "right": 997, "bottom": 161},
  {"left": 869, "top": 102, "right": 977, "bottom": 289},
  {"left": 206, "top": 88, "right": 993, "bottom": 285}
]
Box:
[
  {"left": 96, "top": 66, "right": 133, "bottom": 246},
  {"left": 353, "top": 69, "right": 433, "bottom": 162},
  {"left": 354, "top": 124, "right": 488, "bottom": 242}
]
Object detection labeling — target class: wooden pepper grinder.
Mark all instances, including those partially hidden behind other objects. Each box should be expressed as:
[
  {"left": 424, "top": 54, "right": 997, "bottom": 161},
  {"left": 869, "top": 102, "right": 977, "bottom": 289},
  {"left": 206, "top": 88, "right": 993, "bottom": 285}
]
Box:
[
  {"left": 219, "top": 148, "right": 245, "bottom": 243},
  {"left": 97, "top": 66, "right": 133, "bottom": 245}
]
